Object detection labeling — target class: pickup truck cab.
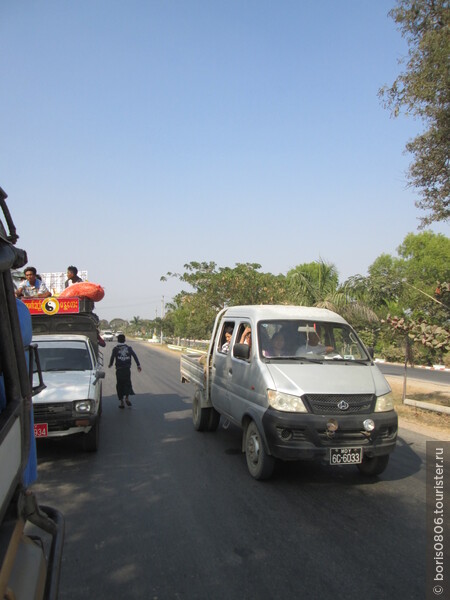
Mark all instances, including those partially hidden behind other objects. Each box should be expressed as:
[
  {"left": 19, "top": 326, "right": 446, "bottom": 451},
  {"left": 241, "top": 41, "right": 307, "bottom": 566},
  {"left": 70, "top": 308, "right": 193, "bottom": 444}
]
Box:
[
  {"left": 181, "top": 305, "right": 398, "bottom": 480},
  {"left": 32, "top": 334, "right": 105, "bottom": 451}
]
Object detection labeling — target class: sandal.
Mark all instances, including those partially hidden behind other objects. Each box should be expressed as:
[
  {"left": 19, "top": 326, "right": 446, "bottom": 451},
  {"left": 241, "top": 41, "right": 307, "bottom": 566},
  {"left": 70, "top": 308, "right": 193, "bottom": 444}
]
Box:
[
  {"left": 125, "top": 399, "right": 132, "bottom": 406},
  {"left": 119, "top": 403, "right": 125, "bottom": 409}
]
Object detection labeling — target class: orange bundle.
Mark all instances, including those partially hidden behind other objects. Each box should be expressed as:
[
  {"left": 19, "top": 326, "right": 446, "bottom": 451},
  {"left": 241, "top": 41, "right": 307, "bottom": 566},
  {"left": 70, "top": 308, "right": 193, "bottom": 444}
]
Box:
[{"left": 59, "top": 282, "right": 105, "bottom": 302}]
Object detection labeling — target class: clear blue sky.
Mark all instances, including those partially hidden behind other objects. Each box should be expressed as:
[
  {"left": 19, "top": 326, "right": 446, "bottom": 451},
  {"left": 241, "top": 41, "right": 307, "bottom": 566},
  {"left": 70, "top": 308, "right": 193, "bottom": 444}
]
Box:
[{"left": 1, "top": 0, "right": 448, "bottom": 322}]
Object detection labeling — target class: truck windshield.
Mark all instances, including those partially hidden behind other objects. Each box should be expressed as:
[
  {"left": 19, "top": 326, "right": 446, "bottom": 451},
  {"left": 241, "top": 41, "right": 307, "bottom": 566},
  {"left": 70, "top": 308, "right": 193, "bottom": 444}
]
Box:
[
  {"left": 258, "top": 320, "right": 370, "bottom": 362},
  {"left": 36, "top": 341, "right": 93, "bottom": 371}
]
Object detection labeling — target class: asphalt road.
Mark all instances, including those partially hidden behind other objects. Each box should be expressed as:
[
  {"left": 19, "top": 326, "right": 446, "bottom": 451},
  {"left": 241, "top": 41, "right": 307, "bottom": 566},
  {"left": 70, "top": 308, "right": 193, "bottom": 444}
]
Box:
[
  {"left": 32, "top": 342, "right": 435, "bottom": 600},
  {"left": 377, "top": 362, "right": 450, "bottom": 385}
]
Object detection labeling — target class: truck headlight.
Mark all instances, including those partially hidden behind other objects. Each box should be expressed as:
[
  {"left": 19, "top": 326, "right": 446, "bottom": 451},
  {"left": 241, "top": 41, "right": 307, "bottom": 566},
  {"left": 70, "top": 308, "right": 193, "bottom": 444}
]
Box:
[
  {"left": 75, "top": 400, "right": 93, "bottom": 413},
  {"left": 267, "top": 389, "right": 308, "bottom": 413},
  {"left": 374, "top": 392, "right": 394, "bottom": 412}
]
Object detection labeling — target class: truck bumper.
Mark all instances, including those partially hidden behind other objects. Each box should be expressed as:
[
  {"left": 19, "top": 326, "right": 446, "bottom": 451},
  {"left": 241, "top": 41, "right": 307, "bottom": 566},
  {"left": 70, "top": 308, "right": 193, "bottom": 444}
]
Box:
[
  {"left": 262, "top": 408, "right": 398, "bottom": 461},
  {"left": 33, "top": 403, "right": 99, "bottom": 438}
]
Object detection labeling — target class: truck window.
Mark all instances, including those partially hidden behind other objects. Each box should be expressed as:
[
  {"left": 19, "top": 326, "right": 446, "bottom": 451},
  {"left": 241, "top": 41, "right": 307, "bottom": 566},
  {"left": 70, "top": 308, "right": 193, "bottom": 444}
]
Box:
[
  {"left": 217, "top": 321, "right": 235, "bottom": 354},
  {"left": 233, "top": 322, "right": 252, "bottom": 360},
  {"left": 37, "top": 342, "right": 93, "bottom": 371}
]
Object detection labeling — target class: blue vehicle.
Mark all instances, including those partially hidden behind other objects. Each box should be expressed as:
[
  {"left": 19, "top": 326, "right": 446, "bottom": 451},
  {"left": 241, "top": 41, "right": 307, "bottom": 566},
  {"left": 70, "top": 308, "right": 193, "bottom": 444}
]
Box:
[{"left": 0, "top": 187, "right": 64, "bottom": 599}]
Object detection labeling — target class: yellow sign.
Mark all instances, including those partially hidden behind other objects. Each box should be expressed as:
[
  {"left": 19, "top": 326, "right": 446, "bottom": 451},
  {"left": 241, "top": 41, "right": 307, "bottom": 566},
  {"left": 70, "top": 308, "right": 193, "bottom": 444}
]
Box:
[{"left": 41, "top": 298, "right": 60, "bottom": 315}]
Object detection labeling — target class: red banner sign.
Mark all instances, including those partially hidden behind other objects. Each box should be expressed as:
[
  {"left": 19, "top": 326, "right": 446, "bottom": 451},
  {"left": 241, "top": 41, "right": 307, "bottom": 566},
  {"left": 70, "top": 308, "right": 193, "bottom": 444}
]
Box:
[{"left": 22, "top": 297, "right": 80, "bottom": 315}]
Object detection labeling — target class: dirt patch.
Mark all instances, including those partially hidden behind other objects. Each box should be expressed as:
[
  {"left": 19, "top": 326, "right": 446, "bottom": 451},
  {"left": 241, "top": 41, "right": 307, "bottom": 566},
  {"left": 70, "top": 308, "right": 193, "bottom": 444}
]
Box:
[{"left": 386, "top": 376, "right": 450, "bottom": 440}]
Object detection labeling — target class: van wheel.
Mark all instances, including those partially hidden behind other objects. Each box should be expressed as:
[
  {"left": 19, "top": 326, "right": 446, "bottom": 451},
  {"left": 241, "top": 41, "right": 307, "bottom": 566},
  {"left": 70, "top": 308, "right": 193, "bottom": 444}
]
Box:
[
  {"left": 357, "top": 454, "right": 389, "bottom": 476},
  {"left": 207, "top": 408, "right": 220, "bottom": 432},
  {"left": 83, "top": 420, "right": 99, "bottom": 452},
  {"left": 245, "top": 421, "right": 275, "bottom": 480},
  {"left": 192, "top": 391, "right": 211, "bottom": 431}
]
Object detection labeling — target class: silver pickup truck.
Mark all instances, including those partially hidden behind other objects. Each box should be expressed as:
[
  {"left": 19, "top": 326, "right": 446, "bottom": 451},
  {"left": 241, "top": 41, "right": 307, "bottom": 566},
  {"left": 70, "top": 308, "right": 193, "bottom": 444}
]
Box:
[{"left": 181, "top": 305, "right": 398, "bottom": 480}]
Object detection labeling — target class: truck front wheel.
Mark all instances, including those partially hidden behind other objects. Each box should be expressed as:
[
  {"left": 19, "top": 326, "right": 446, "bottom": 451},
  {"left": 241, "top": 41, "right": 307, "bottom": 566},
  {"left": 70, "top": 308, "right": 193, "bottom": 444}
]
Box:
[
  {"left": 245, "top": 421, "right": 275, "bottom": 480},
  {"left": 83, "top": 420, "right": 99, "bottom": 452},
  {"left": 357, "top": 454, "right": 389, "bottom": 476}
]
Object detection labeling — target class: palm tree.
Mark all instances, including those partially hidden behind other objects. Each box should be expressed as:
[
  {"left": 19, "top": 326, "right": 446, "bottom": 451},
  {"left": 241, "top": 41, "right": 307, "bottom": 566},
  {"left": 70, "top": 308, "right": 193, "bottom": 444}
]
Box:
[{"left": 287, "top": 260, "right": 378, "bottom": 324}]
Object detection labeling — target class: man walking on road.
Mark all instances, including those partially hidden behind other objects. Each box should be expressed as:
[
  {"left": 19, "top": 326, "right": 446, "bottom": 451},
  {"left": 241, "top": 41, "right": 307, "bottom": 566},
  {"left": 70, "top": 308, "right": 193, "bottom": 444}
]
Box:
[{"left": 108, "top": 334, "right": 142, "bottom": 408}]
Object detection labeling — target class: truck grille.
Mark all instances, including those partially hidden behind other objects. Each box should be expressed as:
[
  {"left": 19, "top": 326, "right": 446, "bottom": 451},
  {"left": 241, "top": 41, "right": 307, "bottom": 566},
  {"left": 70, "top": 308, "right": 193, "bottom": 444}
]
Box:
[
  {"left": 33, "top": 403, "right": 74, "bottom": 431},
  {"left": 317, "top": 425, "right": 396, "bottom": 445},
  {"left": 317, "top": 429, "right": 372, "bottom": 445},
  {"left": 303, "top": 394, "right": 375, "bottom": 415}
]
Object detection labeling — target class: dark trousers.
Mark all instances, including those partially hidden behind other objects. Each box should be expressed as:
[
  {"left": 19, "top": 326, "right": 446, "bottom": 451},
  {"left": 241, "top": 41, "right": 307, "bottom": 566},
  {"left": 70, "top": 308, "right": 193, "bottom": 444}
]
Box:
[{"left": 115, "top": 367, "right": 135, "bottom": 400}]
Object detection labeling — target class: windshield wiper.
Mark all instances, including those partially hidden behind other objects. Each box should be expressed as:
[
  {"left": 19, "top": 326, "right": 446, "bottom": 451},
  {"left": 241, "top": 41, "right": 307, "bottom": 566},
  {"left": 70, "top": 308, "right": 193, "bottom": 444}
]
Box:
[
  {"left": 266, "top": 355, "right": 324, "bottom": 363},
  {"left": 323, "top": 357, "right": 370, "bottom": 364},
  {"left": 343, "top": 358, "right": 370, "bottom": 364},
  {"left": 295, "top": 356, "right": 324, "bottom": 363}
]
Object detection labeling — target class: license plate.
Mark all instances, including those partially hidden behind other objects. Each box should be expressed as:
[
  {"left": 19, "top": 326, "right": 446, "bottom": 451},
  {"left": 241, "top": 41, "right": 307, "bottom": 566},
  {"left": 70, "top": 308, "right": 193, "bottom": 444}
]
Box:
[
  {"left": 34, "top": 423, "right": 48, "bottom": 438},
  {"left": 330, "top": 447, "right": 362, "bottom": 465}
]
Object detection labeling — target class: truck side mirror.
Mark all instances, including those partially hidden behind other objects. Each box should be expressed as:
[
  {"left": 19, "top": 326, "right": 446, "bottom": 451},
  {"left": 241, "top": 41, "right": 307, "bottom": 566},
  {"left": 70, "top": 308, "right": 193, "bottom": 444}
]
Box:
[
  {"left": 93, "top": 370, "right": 105, "bottom": 385},
  {"left": 367, "top": 346, "right": 374, "bottom": 359},
  {"left": 233, "top": 343, "right": 250, "bottom": 360}
]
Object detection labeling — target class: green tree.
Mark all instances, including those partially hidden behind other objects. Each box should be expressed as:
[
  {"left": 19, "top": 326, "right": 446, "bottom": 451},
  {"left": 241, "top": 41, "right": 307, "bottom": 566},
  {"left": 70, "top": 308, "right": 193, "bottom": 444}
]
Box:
[
  {"left": 347, "top": 231, "right": 450, "bottom": 361},
  {"left": 397, "top": 231, "right": 450, "bottom": 283},
  {"left": 379, "top": 0, "right": 450, "bottom": 226},
  {"left": 286, "top": 260, "right": 339, "bottom": 307},
  {"left": 131, "top": 316, "right": 142, "bottom": 326},
  {"left": 347, "top": 232, "right": 449, "bottom": 319},
  {"left": 162, "top": 262, "right": 287, "bottom": 338},
  {"left": 286, "top": 260, "right": 378, "bottom": 325},
  {"left": 395, "top": 231, "right": 449, "bottom": 322},
  {"left": 110, "top": 318, "right": 128, "bottom": 331},
  {"left": 346, "top": 254, "right": 403, "bottom": 315}
]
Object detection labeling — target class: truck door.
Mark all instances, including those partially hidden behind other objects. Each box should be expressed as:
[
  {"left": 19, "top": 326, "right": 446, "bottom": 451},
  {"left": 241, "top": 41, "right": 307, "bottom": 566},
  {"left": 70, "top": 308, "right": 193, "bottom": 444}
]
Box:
[
  {"left": 210, "top": 320, "right": 235, "bottom": 415},
  {"left": 227, "top": 321, "right": 256, "bottom": 422}
]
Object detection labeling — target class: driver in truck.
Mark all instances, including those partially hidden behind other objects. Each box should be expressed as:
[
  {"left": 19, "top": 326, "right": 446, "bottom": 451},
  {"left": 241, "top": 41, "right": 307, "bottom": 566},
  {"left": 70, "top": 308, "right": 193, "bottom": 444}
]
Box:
[{"left": 296, "top": 328, "right": 334, "bottom": 356}]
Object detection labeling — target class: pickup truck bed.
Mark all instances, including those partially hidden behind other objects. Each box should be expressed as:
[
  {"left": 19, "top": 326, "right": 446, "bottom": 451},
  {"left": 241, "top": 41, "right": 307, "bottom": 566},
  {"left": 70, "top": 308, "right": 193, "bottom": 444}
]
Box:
[{"left": 180, "top": 353, "right": 207, "bottom": 389}]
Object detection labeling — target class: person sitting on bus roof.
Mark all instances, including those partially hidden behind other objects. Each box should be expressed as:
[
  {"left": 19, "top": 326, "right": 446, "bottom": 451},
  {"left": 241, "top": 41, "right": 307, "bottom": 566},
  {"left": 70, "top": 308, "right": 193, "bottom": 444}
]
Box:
[
  {"left": 65, "top": 265, "right": 83, "bottom": 288},
  {"left": 15, "top": 266, "right": 51, "bottom": 298}
]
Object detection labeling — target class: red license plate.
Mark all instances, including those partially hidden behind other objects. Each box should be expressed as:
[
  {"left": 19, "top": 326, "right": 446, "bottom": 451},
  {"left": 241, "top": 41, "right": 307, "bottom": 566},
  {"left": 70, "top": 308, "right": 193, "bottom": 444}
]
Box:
[{"left": 34, "top": 423, "right": 48, "bottom": 438}]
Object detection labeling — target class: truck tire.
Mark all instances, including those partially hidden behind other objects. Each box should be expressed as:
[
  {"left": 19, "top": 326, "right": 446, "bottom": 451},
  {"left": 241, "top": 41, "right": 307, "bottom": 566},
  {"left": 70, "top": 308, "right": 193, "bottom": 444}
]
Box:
[
  {"left": 357, "top": 454, "right": 389, "bottom": 476},
  {"left": 245, "top": 421, "right": 275, "bottom": 480},
  {"left": 83, "top": 420, "right": 99, "bottom": 452},
  {"left": 192, "top": 391, "right": 211, "bottom": 431},
  {"left": 207, "top": 407, "right": 220, "bottom": 431}
]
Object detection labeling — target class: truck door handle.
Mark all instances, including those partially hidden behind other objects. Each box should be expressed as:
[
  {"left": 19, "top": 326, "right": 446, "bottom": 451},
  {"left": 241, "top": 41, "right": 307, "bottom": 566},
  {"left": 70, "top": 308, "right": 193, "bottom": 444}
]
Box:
[{"left": 228, "top": 368, "right": 232, "bottom": 375}]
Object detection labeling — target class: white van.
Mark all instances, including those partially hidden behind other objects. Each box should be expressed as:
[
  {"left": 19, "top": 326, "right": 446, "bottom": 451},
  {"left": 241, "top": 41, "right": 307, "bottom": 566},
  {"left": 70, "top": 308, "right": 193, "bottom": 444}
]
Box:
[{"left": 181, "top": 305, "right": 398, "bottom": 480}]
